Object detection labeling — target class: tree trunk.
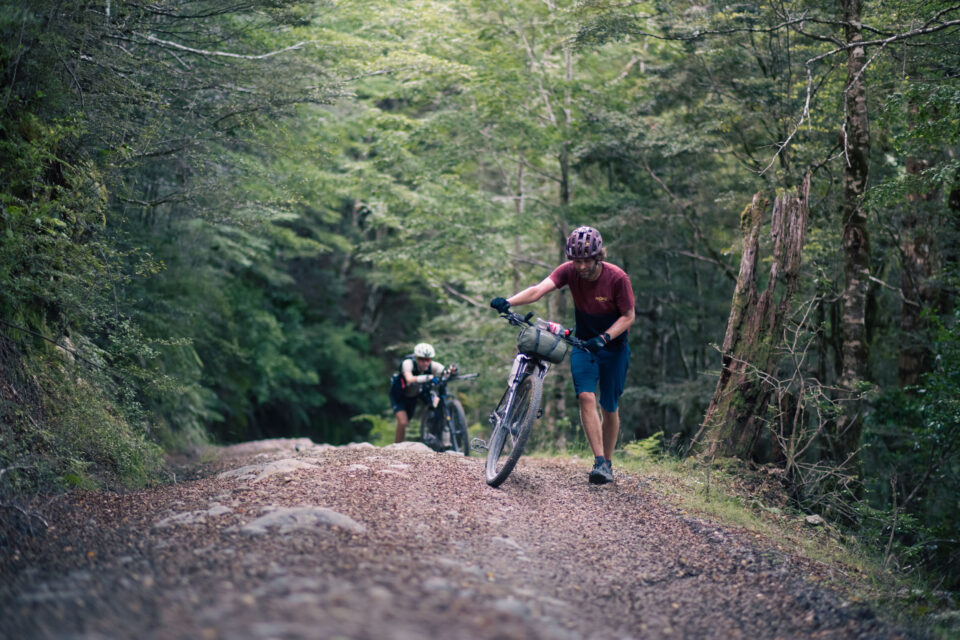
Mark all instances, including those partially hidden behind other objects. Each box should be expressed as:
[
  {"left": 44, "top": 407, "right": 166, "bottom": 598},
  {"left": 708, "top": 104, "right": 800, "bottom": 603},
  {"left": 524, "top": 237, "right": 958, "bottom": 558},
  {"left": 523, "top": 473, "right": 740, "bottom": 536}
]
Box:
[
  {"left": 898, "top": 207, "right": 935, "bottom": 388},
  {"left": 897, "top": 113, "right": 940, "bottom": 388},
  {"left": 513, "top": 161, "right": 525, "bottom": 294},
  {"left": 833, "top": 0, "right": 871, "bottom": 464},
  {"left": 693, "top": 175, "right": 811, "bottom": 460},
  {"left": 540, "top": 146, "right": 572, "bottom": 446}
]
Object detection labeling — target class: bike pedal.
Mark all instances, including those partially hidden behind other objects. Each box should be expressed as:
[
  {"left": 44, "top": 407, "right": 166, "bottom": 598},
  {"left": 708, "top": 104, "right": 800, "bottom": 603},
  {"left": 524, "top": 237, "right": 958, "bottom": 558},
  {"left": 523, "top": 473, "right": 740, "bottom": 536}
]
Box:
[{"left": 471, "top": 437, "right": 488, "bottom": 452}]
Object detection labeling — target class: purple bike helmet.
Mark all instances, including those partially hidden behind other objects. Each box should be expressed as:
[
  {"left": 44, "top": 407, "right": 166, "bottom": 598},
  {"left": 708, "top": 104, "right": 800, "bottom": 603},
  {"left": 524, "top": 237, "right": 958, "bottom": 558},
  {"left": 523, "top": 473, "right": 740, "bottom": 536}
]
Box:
[{"left": 565, "top": 226, "right": 603, "bottom": 259}]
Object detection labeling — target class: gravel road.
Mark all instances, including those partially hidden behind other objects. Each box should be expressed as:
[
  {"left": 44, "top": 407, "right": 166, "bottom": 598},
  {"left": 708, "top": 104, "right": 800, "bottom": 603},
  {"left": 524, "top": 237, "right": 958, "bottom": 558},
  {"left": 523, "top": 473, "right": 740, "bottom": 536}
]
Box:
[{"left": 0, "top": 439, "right": 917, "bottom": 639}]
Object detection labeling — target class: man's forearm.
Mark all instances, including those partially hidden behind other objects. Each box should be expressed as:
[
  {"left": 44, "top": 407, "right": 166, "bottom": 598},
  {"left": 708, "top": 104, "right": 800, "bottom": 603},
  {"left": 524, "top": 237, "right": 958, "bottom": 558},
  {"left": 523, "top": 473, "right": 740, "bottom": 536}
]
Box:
[
  {"left": 604, "top": 313, "right": 636, "bottom": 341},
  {"left": 507, "top": 286, "right": 541, "bottom": 307},
  {"left": 507, "top": 277, "right": 557, "bottom": 307}
]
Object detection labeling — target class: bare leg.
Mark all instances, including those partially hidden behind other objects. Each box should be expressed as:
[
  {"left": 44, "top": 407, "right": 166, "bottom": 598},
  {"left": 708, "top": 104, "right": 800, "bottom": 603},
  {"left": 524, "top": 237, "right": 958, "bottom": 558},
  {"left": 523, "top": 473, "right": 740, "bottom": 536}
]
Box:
[
  {"left": 600, "top": 408, "right": 620, "bottom": 460},
  {"left": 578, "top": 392, "right": 604, "bottom": 457},
  {"left": 394, "top": 410, "right": 409, "bottom": 443}
]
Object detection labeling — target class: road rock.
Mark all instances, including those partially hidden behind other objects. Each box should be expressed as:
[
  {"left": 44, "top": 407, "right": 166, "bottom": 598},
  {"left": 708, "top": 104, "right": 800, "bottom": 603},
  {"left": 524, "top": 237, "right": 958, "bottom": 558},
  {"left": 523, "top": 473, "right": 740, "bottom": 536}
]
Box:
[{"left": 237, "top": 505, "right": 366, "bottom": 536}]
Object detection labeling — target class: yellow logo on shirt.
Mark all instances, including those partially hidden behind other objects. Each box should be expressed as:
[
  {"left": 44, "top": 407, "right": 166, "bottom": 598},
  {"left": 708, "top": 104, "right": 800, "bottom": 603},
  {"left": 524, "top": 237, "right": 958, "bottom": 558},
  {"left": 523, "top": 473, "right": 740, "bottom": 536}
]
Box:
[{"left": 595, "top": 296, "right": 609, "bottom": 303}]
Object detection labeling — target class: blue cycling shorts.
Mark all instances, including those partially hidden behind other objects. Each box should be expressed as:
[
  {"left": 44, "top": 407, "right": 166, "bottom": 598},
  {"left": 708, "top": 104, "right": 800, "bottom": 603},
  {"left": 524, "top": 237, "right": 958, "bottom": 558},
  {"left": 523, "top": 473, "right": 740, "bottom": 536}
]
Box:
[{"left": 570, "top": 343, "right": 630, "bottom": 413}]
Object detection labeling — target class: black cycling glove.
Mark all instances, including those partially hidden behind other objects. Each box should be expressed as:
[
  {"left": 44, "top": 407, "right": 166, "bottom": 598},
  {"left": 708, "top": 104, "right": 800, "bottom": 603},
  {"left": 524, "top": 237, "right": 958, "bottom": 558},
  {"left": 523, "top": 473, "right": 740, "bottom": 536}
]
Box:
[
  {"left": 585, "top": 334, "right": 608, "bottom": 353},
  {"left": 490, "top": 297, "right": 511, "bottom": 313}
]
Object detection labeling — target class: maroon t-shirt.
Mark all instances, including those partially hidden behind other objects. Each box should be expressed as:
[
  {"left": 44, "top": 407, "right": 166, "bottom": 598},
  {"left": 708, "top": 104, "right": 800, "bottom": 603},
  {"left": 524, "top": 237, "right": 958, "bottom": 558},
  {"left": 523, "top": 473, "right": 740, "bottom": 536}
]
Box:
[{"left": 549, "top": 261, "right": 635, "bottom": 345}]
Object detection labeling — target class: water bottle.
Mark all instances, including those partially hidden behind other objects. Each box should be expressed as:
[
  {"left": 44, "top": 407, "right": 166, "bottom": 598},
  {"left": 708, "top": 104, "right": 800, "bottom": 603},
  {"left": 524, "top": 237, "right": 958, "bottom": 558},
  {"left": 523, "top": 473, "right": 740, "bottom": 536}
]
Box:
[{"left": 535, "top": 318, "right": 564, "bottom": 336}]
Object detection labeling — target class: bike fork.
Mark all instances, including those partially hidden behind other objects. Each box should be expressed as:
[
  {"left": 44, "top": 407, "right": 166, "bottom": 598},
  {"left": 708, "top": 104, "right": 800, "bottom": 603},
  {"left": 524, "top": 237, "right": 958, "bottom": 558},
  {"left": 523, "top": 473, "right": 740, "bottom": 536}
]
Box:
[{"left": 489, "top": 356, "right": 541, "bottom": 436}]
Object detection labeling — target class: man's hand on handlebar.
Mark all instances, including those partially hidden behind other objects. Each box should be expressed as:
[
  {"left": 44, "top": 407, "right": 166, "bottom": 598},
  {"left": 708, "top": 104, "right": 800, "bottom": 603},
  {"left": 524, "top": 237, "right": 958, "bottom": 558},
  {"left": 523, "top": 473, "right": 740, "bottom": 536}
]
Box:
[
  {"left": 585, "top": 334, "right": 607, "bottom": 353},
  {"left": 490, "top": 297, "right": 510, "bottom": 313}
]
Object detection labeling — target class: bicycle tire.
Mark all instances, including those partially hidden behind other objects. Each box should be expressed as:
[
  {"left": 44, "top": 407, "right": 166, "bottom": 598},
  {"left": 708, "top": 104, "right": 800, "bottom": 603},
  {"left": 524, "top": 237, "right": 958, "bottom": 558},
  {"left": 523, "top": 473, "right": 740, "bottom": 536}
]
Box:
[
  {"left": 448, "top": 398, "right": 470, "bottom": 456},
  {"left": 485, "top": 373, "right": 542, "bottom": 487},
  {"left": 420, "top": 408, "right": 441, "bottom": 450}
]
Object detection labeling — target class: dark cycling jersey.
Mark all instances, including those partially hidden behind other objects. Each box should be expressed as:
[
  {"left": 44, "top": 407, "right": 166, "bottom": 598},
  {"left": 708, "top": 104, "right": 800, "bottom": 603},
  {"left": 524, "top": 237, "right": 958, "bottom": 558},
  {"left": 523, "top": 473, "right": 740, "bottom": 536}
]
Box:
[{"left": 548, "top": 261, "right": 635, "bottom": 347}]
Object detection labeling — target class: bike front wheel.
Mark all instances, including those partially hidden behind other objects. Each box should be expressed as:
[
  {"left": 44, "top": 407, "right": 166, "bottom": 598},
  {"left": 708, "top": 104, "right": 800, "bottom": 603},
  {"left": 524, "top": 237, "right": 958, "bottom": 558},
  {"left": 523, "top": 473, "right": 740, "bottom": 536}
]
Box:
[
  {"left": 485, "top": 374, "right": 542, "bottom": 487},
  {"left": 420, "top": 407, "right": 441, "bottom": 450}
]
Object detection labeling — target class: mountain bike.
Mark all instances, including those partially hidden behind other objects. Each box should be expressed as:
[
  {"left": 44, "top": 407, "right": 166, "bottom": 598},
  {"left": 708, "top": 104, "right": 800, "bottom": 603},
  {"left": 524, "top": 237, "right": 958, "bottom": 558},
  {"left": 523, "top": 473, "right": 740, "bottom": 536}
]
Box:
[
  {"left": 478, "top": 310, "right": 584, "bottom": 487},
  {"left": 419, "top": 372, "right": 478, "bottom": 455}
]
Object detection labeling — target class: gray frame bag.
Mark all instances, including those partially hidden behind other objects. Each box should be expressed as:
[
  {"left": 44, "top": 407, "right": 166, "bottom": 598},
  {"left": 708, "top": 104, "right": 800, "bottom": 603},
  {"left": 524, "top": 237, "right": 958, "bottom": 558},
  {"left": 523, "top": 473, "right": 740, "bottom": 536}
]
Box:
[{"left": 516, "top": 326, "right": 569, "bottom": 364}]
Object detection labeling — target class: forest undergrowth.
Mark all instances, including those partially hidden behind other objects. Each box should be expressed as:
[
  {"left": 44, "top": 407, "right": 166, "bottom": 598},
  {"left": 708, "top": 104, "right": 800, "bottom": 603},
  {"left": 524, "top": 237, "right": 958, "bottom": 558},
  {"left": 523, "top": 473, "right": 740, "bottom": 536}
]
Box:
[{"left": 576, "top": 436, "right": 960, "bottom": 640}]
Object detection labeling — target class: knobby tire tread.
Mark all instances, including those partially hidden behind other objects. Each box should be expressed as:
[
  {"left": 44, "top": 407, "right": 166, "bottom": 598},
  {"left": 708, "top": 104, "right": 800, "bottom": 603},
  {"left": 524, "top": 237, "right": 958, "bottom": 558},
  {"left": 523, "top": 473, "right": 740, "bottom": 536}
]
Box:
[
  {"left": 485, "top": 374, "right": 542, "bottom": 487},
  {"left": 450, "top": 398, "right": 470, "bottom": 456},
  {"left": 420, "top": 406, "right": 441, "bottom": 451}
]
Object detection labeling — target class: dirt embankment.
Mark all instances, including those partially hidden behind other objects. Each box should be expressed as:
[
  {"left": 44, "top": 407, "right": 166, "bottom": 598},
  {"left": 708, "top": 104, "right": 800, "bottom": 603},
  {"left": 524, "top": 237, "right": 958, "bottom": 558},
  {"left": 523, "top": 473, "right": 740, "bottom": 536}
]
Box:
[{"left": 1, "top": 439, "right": 917, "bottom": 640}]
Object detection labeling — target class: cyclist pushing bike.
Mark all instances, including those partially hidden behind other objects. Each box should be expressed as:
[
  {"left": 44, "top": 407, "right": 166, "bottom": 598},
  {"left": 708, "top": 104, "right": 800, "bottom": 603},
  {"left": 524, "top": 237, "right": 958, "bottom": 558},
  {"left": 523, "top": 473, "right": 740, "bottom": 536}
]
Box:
[
  {"left": 490, "top": 226, "right": 635, "bottom": 485},
  {"left": 390, "top": 342, "right": 457, "bottom": 447}
]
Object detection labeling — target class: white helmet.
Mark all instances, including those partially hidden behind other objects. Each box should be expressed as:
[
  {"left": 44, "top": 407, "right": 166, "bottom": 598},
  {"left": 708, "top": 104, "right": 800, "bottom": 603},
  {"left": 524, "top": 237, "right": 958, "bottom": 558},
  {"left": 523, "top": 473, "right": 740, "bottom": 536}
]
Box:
[{"left": 413, "top": 342, "right": 435, "bottom": 359}]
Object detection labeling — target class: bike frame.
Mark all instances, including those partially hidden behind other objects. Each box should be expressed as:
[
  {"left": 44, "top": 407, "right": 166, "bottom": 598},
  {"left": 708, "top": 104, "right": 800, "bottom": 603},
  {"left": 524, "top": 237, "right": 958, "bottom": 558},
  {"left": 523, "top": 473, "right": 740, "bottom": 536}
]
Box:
[
  {"left": 420, "top": 373, "right": 476, "bottom": 453},
  {"left": 482, "top": 310, "right": 584, "bottom": 486}
]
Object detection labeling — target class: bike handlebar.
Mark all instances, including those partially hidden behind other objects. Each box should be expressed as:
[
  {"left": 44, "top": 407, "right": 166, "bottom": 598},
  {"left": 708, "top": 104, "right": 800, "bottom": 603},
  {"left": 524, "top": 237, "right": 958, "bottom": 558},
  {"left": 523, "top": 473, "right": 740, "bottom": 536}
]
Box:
[
  {"left": 424, "top": 372, "right": 480, "bottom": 388},
  {"left": 497, "top": 311, "right": 587, "bottom": 350},
  {"left": 501, "top": 310, "right": 534, "bottom": 327}
]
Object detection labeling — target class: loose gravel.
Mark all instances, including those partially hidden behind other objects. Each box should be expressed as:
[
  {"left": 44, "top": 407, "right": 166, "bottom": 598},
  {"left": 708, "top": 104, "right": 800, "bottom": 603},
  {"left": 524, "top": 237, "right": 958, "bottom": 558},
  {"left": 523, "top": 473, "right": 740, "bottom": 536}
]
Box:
[{"left": 0, "top": 439, "right": 919, "bottom": 640}]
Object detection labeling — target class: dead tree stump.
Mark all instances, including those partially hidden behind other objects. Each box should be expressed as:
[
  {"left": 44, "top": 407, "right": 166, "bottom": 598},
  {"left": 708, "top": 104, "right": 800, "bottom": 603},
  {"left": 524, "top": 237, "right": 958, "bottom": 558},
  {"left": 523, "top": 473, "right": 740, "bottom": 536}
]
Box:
[{"left": 693, "top": 174, "right": 811, "bottom": 460}]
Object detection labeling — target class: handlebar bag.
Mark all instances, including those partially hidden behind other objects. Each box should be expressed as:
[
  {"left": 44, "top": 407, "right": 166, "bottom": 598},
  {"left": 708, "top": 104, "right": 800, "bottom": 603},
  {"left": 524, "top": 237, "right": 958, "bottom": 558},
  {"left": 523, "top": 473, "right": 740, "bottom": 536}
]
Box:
[{"left": 517, "top": 326, "right": 569, "bottom": 364}]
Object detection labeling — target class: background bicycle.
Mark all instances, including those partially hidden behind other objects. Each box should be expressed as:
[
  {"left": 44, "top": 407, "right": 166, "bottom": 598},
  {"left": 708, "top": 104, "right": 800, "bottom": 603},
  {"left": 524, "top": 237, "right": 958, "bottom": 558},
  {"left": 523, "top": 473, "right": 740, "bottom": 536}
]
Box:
[
  {"left": 419, "top": 372, "right": 477, "bottom": 455},
  {"left": 478, "top": 311, "right": 584, "bottom": 486}
]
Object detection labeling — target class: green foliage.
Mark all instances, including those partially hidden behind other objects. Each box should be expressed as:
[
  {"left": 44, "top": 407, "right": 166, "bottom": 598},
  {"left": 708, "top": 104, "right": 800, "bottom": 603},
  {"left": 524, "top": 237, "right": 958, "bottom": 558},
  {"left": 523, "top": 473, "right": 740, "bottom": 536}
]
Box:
[
  {"left": 864, "top": 306, "right": 960, "bottom": 588},
  {"left": 0, "top": 117, "right": 106, "bottom": 333},
  {"left": 867, "top": 82, "right": 960, "bottom": 211},
  {"left": 0, "top": 3, "right": 166, "bottom": 494},
  {"left": 0, "top": 337, "right": 164, "bottom": 494},
  {"left": 352, "top": 413, "right": 394, "bottom": 446},
  {"left": 622, "top": 431, "right": 667, "bottom": 461}
]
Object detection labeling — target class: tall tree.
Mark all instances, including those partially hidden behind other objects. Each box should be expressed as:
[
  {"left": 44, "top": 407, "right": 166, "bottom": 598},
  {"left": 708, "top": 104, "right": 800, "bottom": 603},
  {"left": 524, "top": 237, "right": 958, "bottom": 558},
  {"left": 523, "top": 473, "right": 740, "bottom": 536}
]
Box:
[{"left": 833, "top": 0, "right": 872, "bottom": 468}]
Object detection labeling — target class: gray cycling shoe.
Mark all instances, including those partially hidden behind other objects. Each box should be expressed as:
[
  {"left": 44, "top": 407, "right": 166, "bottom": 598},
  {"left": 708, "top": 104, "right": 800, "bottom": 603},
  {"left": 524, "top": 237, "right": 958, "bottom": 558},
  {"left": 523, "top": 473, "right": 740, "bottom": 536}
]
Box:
[{"left": 589, "top": 459, "right": 614, "bottom": 485}]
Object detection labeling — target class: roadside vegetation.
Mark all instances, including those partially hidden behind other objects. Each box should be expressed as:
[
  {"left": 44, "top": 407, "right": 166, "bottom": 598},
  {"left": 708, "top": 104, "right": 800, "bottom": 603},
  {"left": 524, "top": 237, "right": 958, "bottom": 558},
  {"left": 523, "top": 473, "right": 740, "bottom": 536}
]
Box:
[{"left": 593, "top": 436, "right": 959, "bottom": 638}]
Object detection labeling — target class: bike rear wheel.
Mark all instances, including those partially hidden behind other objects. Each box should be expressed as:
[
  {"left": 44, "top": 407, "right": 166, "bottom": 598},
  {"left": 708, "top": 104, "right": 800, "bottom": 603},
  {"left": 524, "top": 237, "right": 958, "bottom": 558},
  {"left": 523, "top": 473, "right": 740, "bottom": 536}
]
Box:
[
  {"left": 448, "top": 398, "right": 470, "bottom": 456},
  {"left": 485, "top": 373, "right": 542, "bottom": 487}
]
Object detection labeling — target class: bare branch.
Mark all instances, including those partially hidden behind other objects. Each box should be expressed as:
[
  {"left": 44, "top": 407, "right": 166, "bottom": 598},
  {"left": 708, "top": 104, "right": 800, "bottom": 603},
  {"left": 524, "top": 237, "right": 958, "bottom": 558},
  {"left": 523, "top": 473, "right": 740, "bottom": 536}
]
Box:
[
  {"left": 0, "top": 502, "right": 50, "bottom": 529},
  {"left": 641, "top": 159, "right": 737, "bottom": 282},
  {"left": 806, "top": 16, "right": 960, "bottom": 66},
  {"left": 114, "top": 192, "right": 187, "bottom": 207},
  {"left": 0, "top": 321, "right": 109, "bottom": 371},
  {"left": 868, "top": 275, "right": 920, "bottom": 307},
  {"left": 508, "top": 253, "right": 554, "bottom": 270},
  {"left": 672, "top": 249, "right": 732, "bottom": 271},
  {"left": 115, "top": 33, "right": 310, "bottom": 60},
  {"left": 441, "top": 283, "right": 485, "bottom": 308},
  {"left": 606, "top": 54, "right": 641, "bottom": 85}
]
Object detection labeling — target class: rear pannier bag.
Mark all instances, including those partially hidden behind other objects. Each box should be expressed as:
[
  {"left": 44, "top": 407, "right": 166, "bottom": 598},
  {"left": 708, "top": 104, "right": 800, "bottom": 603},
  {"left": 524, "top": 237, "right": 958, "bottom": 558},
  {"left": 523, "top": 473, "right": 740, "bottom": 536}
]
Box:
[{"left": 516, "top": 326, "right": 569, "bottom": 364}]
